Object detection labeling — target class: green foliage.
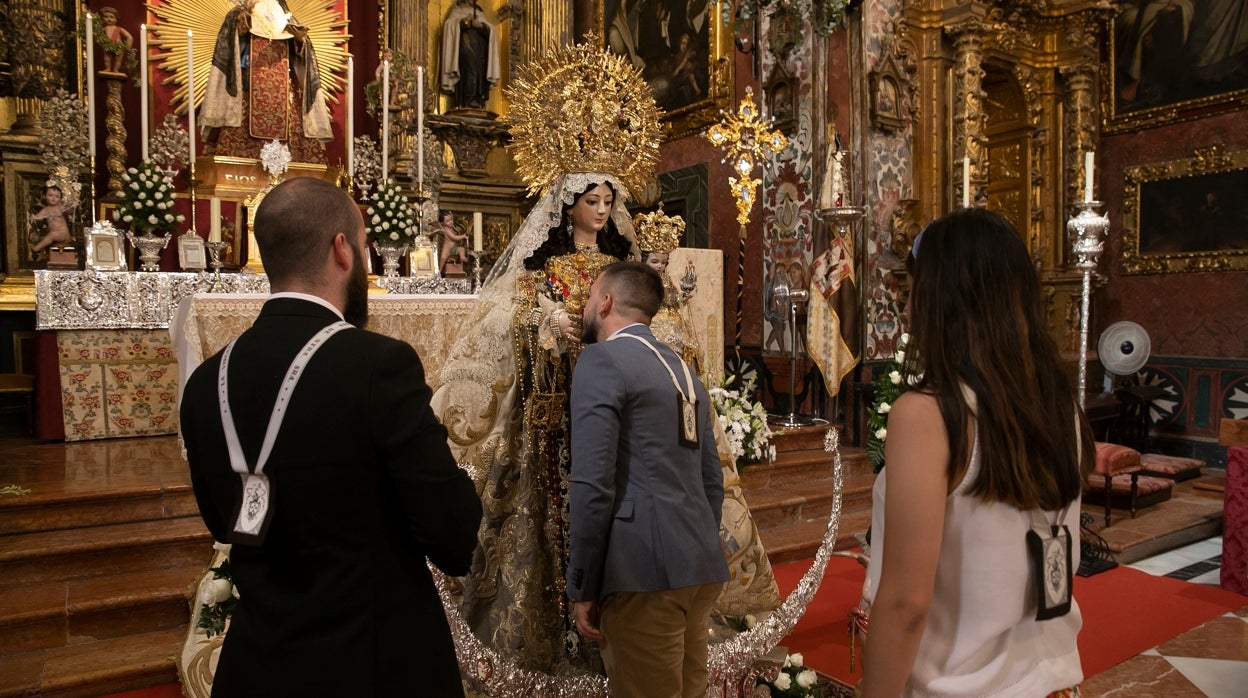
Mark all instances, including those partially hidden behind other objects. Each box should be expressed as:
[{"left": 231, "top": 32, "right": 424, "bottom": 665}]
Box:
[{"left": 866, "top": 333, "right": 917, "bottom": 473}]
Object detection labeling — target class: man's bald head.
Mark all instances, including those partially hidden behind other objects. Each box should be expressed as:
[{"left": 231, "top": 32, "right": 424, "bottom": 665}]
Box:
[{"left": 254, "top": 177, "right": 363, "bottom": 288}]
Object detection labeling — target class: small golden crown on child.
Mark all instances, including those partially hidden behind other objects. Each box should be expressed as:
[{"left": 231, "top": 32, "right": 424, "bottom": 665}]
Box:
[{"left": 633, "top": 211, "right": 685, "bottom": 254}]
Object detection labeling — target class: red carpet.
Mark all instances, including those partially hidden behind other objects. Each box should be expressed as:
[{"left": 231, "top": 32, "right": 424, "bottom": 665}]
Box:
[{"left": 771, "top": 554, "right": 1248, "bottom": 685}]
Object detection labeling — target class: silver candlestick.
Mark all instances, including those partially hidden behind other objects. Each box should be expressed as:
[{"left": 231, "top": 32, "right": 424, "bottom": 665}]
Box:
[
  {"left": 1067, "top": 200, "right": 1110, "bottom": 407},
  {"left": 469, "top": 250, "right": 486, "bottom": 293},
  {"left": 205, "top": 241, "right": 230, "bottom": 278}
]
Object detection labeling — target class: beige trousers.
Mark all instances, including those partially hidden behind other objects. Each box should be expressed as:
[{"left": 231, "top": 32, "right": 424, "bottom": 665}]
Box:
[{"left": 598, "top": 583, "right": 721, "bottom": 698}]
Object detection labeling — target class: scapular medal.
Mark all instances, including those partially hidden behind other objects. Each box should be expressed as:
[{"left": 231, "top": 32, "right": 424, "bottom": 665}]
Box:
[
  {"left": 234, "top": 472, "right": 273, "bottom": 537},
  {"left": 678, "top": 395, "right": 699, "bottom": 448}
]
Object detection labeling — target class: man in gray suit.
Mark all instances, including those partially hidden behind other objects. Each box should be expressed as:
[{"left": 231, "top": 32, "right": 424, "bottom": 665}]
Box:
[{"left": 567, "top": 261, "right": 729, "bottom": 698}]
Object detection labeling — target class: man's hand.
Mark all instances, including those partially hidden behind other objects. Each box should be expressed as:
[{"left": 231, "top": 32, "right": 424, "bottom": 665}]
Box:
[{"left": 572, "top": 600, "right": 603, "bottom": 642}]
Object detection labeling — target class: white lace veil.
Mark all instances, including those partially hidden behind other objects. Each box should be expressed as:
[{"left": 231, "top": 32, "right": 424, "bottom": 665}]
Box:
[{"left": 431, "top": 172, "right": 638, "bottom": 473}]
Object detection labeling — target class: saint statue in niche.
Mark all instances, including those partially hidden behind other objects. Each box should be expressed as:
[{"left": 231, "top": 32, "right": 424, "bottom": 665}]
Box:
[
  {"left": 199, "top": 0, "right": 333, "bottom": 163},
  {"left": 440, "top": 0, "right": 500, "bottom": 110}
]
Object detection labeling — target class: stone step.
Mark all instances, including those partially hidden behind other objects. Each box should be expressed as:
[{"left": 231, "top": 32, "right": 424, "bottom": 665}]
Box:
[
  {"left": 739, "top": 449, "right": 872, "bottom": 490},
  {"left": 742, "top": 475, "right": 875, "bottom": 529},
  {"left": 0, "top": 626, "right": 184, "bottom": 698},
  {"left": 758, "top": 509, "right": 874, "bottom": 567},
  {"left": 768, "top": 424, "right": 836, "bottom": 453},
  {"left": 0, "top": 476, "right": 197, "bottom": 535},
  {"left": 0, "top": 564, "right": 201, "bottom": 656},
  {"left": 0, "top": 517, "right": 212, "bottom": 591}
]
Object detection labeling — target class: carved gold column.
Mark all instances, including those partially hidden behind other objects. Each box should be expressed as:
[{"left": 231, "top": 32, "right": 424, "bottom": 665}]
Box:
[
  {"left": 523, "top": 0, "right": 573, "bottom": 64},
  {"left": 102, "top": 74, "right": 127, "bottom": 195},
  {"left": 947, "top": 17, "right": 988, "bottom": 207},
  {"left": 1061, "top": 63, "right": 1097, "bottom": 213},
  {"left": 389, "top": 0, "right": 430, "bottom": 179}
]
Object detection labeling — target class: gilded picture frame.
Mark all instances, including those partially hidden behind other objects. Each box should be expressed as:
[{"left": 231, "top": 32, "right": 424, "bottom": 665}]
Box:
[
  {"left": 1120, "top": 146, "right": 1248, "bottom": 274},
  {"left": 1104, "top": 3, "right": 1248, "bottom": 133},
  {"left": 599, "top": 0, "right": 733, "bottom": 141}
]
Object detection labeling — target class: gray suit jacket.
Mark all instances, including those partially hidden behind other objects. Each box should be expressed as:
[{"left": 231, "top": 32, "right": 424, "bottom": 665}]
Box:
[{"left": 566, "top": 324, "right": 729, "bottom": 602}]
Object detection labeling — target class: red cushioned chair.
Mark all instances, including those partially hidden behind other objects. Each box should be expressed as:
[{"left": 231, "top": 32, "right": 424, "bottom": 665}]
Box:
[{"left": 1090, "top": 442, "right": 1142, "bottom": 527}]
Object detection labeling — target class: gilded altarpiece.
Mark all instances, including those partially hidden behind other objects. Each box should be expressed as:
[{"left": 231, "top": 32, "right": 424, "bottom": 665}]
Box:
[{"left": 862, "top": 0, "right": 1112, "bottom": 360}]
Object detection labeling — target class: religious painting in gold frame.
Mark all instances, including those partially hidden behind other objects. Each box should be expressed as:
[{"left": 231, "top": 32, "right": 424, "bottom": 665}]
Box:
[
  {"left": 1120, "top": 146, "right": 1248, "bottom": 274},
  {"left": 1104, "top": 3, "right": 1248, "bottom": 134},
  {"left": 598, "top": 0, "right": 733, "bottom": 141}
]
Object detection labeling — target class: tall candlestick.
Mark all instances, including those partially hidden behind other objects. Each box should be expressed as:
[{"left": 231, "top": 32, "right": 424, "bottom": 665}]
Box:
[
  {"left": 86, "top": 13, "right": 96, "bottom": 161},
  {"left": 209, "top": 197, "right": 222, "bottom": 242},
  {"left": 962, "top": 156, "right": 970, "bottom": 208},
  {"left": 346, "top": 55, "right": 354, "bottom": 177},
  {"left": 381, "top": 59, "right": 390, "bottom": 181},
  {"left": 140, "top": 25, "right": 149, "bottom": 161},
  {"left": 416, "top": 65, "right": 425, "bottom": 187},
  {"left": 1084, "top": 151, "right": 1095, "bottom": 203},
  {"left": 186, "top": 30, "right": 196, "bottom": 171},
  {"left": 472, "top": 212, "right": 483, "bottom": 251}
]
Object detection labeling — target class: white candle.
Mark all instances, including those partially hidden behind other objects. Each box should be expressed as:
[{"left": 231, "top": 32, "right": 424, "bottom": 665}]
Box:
[
  {"left": 186, "top": 30, "right": 196, "bottom": 172},
  {"left": 472, "top": 212, "right": 483, "bottom": 251},
  {"left": 346, "top": 56, "right": 354, "bottom": 178},
  {"left": 381, "top": 59, "right": 390, "bottom": 181},
  {"left": 209, "top": 197, "right": 222, "bottom": 242},
  {"left": 416, "top": 65, "right": 425, "bottom": 187},
  {"left": 140, "top": 25, "right": 149, "bottom": 161},
  {"left": 1084, "top": 151, "right": 1095, "bottom": 203},
  {"left": 86, "top": 13, "right": 96, "bottom": 161},
  {"left": 962, "top": 156, "right": 970, "bottom": 208}
]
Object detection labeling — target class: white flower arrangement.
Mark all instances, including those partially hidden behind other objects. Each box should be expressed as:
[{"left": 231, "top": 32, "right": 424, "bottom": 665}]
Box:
[
  {"left": 112, "top": 162, "right": 185, "bottom": 235},
  {"left": 366, "top": 180, "right": 418, "bottom": 247},
  {"left": 759, "top": 652, "right": 821, "bottom": 697},
  {"left": 866, "top": 332, "right": 922, "bottom": 472},
  {"left": 260, "top": 139, "right": 292, "bottom": 177},
  {"left": 352, "top": 135, "right": 382, "bottom": 200},
  {"left": 708, "top": 375, "right": 775, "bottom": 466}
]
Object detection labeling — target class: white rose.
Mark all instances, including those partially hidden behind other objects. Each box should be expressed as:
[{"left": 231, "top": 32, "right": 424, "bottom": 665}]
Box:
[
  {"left": 890, "top": 370, "right": 902, "bottom": 385},
  {"left": 154, "top": 191, "right": 163, "bottom": 200},
  {"left": 176, "top": 214, "right": 186, "bottom": 222},
  {"left": 371, "top": 214, "right": 380, "bottom": 223},
  {"left": 123, "top": 214, "right": 133, "bottom": 222},
  {"left": 797, "top": 669, "right": 817, "bottom": 688},
  {"left": 199, "top": 578, "right": 233, "bottom": 605},
  {"left": 127, "top": 167, "right": 138, "bottom": 174},
  {"left": 134, "top": 201, "right": 144, "bottom": 209},
  {"left": 875, "top": 427, "right": 887, "bottom": 440},
  {"left": 148, "top": 214, "right": 158, "bottom": 224},
  {"left": 389, "top": 232, "right": 399, "bottom": 240},
  {"left": 773, "top": 673, "right": 792, "bottom": 691},
  {"left": 879, "top": 401, "right": 891, "bottom": 414},
  {"left": 900, "top": 332, "right": 911, "bottom": 345},
  {"left": 790, "top": 653, "right": 804, "bottom": 667},
  {"left": 130, "top": 182, "right": 140, "bottom": 190},
  {"left": 895, "top": 349, "right": 906, "bottom": 363},
  {"left": 165, "top": 213, "right": 174, "bottom": 222}
]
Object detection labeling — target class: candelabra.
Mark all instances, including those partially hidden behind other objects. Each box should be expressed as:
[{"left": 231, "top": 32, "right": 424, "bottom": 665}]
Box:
[{"left": 1067, "top": 201, "right": 1110, "bottom": 406}]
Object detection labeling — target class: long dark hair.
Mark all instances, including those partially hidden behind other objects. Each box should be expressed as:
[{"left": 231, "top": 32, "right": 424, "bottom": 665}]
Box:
[
  {"left": 524, "top": 182, "right": 633, "bottom": 270},
  {"left": 907, "top": 208, "right": 1092, "bottom": 510}
]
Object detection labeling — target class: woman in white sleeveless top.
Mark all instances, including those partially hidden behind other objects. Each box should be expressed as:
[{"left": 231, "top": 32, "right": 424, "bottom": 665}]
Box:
[{"left": 859, "top": 209, "right": 1094, "bottom": 697}]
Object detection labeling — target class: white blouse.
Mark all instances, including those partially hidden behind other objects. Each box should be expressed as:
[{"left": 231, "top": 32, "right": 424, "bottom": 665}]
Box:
[{"left": 864, "top": 429, "right": 1084, "bottom": 697}]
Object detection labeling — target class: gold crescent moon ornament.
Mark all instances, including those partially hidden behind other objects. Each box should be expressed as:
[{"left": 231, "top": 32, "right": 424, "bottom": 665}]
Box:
[{"left": 148, "top": 0, "right": 350, "bottom": 117}]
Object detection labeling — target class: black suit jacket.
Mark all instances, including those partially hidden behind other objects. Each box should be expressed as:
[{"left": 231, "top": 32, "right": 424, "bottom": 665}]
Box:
[{"left": 181, "top": 297, "right": 481, "bottom": 697}]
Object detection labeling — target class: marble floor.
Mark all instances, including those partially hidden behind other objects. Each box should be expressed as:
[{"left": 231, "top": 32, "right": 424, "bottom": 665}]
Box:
[{"left": 1081, "top": 536, "right": 1248, "bottom": 697}]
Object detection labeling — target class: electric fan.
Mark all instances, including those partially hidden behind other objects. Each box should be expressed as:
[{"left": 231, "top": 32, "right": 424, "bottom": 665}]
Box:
[{"left": 1097, "top": 320, "right": 1151, "bottom": 392}]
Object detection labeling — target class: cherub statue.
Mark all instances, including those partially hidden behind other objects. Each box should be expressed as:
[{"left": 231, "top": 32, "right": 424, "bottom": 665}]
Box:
[
  {"left": 98, "top": 7, "right": 134, "bottom": 75},
  {"left": 28, "top": 184, "right": 78, "bottom": 257}
]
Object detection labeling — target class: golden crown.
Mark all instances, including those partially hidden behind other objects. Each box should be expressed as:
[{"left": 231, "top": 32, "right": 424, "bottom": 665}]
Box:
[
  {"left": 633, "top": 211, "right": 685, "bottom": 254},
  {"left": 505, "top": 35, "right": 663, "bottom": 199}
]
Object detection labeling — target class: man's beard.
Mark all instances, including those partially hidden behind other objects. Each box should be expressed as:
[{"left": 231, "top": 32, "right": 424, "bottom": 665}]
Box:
[
  {"left": 580, "top": 311, "right": 599, "bottom": 344},
  {"left": 344, "top": 243, "right": 369, "bottom": 328}
]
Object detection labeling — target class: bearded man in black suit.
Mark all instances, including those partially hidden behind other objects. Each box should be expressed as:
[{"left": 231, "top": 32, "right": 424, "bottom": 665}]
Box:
[{"left": 181, "top": 177, "right": 481, "bottom": 696}]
